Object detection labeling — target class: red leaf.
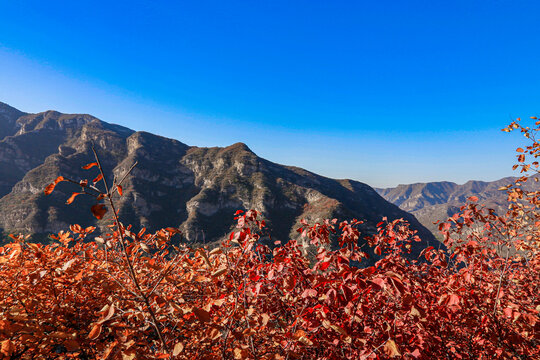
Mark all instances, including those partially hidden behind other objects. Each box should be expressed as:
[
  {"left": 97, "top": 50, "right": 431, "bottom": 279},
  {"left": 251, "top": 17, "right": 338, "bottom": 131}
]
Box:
[
  {"left": 63, "top": 339, "right": 80, "bottom": 352},
  {"left": 374, "top": 245, "right": 382, "bottom": 256},
  {"left": 516, "top": 147, "right": 524, "bottom": 153},
  {"left": 447, "top": 294, "right": 460, "bottom": 306},
  {"left": 411, "top": 349, "right": 421, "bottom": 358},
  {"left": 82, "top": 162, "right": 98, "bottom": 170},
  {"left": 423, "top": 246, "right": 434, "bottom": 260},
  {"left": 91, "top": 204, "right": 107, "bottom": 220},
  {"left": 193, "top": 307, "right": 211, "bottom": 322},
  {"left": 370, "top": 278, "right": 385, "bottom": 289},
  {"left": 468, "top": 196, "right": 479, "bottom": 202},
  {"left": 319, "top": 261, "right": 331, "bottom": 271},
  {"left": 117, "top": 185, "right": 123, "bottom": 196},
  {"left": 44, "top": 176, "right": 65, "bottom": 195},
  {"left": 66, "top": 192, "right": 81, "bottom": 205},
  {"left": 301, "top": 289, "right": 318, "bottom": 298}
]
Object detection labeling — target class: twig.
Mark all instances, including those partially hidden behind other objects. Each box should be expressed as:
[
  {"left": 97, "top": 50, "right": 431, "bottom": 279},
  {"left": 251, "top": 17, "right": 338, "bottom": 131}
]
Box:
[{"left": 91, "top": 145, "right": 168, "bottom": 353}]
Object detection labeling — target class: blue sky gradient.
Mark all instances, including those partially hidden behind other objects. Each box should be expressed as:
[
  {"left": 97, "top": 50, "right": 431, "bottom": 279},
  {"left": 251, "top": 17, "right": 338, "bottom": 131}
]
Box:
[{"left": 0, "top": 1, "right": 538, "bottom": 187}]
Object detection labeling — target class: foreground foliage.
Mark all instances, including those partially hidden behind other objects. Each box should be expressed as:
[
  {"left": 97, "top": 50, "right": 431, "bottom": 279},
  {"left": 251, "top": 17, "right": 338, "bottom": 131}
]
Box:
[{"left": 1, "top": 121, "right": 539, "bottom": 359}]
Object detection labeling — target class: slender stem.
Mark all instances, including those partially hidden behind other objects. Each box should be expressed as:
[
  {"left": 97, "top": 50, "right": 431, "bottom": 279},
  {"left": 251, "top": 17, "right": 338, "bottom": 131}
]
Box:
[
  {"left": 361, "top": 338, "right": 389, "bottom": 360},
  {"left": 493, "top": 246, "right": 511, "bottom": 316},
  {"left": 91, "top": 145, "right": 168, "bottom": 352}
]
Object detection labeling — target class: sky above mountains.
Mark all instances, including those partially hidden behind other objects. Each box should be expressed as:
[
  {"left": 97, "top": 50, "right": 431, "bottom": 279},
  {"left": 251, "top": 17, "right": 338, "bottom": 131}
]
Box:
[{"left": 0, "top": 1, "right": 538, "bottom": 187}]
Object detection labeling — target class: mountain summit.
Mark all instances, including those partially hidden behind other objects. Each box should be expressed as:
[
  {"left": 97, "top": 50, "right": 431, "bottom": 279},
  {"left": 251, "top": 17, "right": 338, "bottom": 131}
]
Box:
[{"left": 0, "top": 102, "right": 437, "bottom": 259}]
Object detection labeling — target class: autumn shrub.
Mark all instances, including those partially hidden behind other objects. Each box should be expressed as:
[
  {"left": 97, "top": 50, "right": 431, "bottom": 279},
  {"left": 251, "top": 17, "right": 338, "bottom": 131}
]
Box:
[{"left": 0, "top": 121, "right": 539, "bottom": 359}]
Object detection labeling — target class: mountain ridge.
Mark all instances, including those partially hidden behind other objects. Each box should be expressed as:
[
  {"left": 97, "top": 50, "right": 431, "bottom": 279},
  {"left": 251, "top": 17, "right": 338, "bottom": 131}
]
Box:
[
  {"left": 376, "top": 176, "right": 533, "bottom": 237},
  {"left": 0, "top": 102, "right": 438, "bottom": 262}
]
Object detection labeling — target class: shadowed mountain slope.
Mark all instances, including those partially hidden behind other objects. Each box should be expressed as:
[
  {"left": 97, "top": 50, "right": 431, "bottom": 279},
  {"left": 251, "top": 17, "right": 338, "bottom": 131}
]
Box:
[{"left": 0, "top": 102, "right": 438, "bottom": 261}]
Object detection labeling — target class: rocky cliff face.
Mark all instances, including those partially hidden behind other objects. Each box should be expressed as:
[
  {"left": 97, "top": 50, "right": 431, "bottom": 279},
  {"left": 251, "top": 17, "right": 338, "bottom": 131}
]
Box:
[{"left": 0, "top": 101, "right": 438, "bottom": 260}]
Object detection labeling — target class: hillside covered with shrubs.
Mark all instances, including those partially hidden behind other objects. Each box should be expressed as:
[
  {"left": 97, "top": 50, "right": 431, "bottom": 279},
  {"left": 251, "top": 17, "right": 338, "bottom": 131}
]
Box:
[{"left": 0, "top": 119, "right": 539, "bottom": 359}]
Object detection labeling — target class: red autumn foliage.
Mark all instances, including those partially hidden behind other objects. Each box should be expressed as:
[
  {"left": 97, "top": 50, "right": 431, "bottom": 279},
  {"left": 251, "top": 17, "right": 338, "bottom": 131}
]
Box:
[{"left": 1, "top": 121, "right": 539, "bottom": 359}]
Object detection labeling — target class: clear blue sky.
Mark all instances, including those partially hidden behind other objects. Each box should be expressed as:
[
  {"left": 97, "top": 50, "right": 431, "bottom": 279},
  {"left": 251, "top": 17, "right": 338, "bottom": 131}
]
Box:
[{"left": 0, "top": 1, "right": 538, "bottom": 187}]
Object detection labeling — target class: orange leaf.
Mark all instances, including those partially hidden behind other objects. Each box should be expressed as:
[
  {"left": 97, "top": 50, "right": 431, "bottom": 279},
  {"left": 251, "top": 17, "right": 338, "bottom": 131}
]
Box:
[
  {"left": 516, "top": 147, "right": 524, "bottom": 153},
  {"left": 98, "top": 304, "right": 116, "bottom": 323},
  {"left": 117, "top": 185, "right": 123, "bottom": 196},
  {"left": 66, "top": 192, "right": 81, "bottom": 204},
  {"left": 233, "top": 348, "right": 248, "bottom": 360},
  {"left": 82, "top": 162, "right": 98, "bottom": 170},
  {"left": 91, "top": 204, "right": 107, "bottom": 220},
  {"left": 88, "top": 323, "right": 102, "bottom": 340},
  {"left": 383, "top": 339, "right": 401, "bottom": 357},
  {"left": 1, "top": 339, "right": 14, "bottom": 357},
  {"left": 211, "top": 268, "right": 227, "bottom": 277},
  {"left": 44, "top": 176, "right": 65, "bottom": 195},
  {"left": 102, "top": 341, "right": 118, "bottom": 360},
  {"left": 93, "top": 174, "right": 103, "bottom": 184},
  {"left": 468, "top": 196, "right": 479, "bottom": 202}
]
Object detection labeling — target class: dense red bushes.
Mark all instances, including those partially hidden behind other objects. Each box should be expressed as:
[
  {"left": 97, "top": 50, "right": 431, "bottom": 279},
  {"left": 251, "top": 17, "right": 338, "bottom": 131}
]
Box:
[{"left": 0, "top": 121, "right": 539, "bottom": 359}]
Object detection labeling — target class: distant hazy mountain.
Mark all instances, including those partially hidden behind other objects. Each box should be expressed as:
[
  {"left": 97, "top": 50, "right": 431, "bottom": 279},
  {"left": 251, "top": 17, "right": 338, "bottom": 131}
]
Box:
[
  {"left": 376, "top": 176, "right": 534, "bottom": 238},
  {"left": 0, "top": 101, "right": 437, "bottom": 260}
]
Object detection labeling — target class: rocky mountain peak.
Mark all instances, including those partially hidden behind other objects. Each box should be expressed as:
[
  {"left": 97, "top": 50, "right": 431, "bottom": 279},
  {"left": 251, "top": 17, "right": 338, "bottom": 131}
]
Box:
[
  {"left": 0, "top": 101, "right": 24, "bottom": 115},
  {"left": 0, "top": 101, "right": 438, "bottom": 264},
  {"left": 0, "top": 102, "right": 27, "bottom": 140},
  {"left": 15, "top": 111, "right": 100, "bottom": 135},
  {"left": 223, "top": 142, "right": 253, "bottom": 153}
]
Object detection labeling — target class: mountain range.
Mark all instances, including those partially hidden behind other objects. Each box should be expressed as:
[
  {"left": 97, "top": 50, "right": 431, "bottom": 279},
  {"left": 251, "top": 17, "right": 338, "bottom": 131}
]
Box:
[
  {"left": 376, "top": 176, "right": 533, "bottom": 238},
  {"left": 0, "top": 101, "right": 437, "bottom": 260}
]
